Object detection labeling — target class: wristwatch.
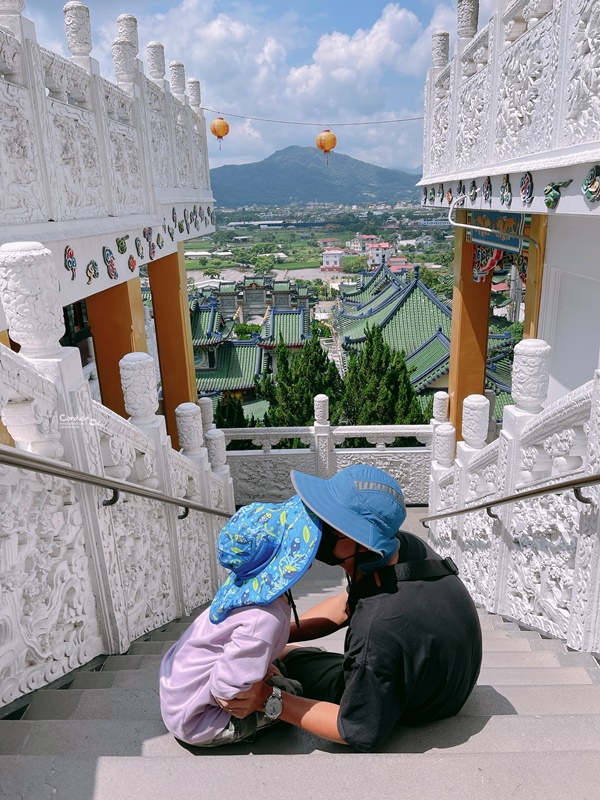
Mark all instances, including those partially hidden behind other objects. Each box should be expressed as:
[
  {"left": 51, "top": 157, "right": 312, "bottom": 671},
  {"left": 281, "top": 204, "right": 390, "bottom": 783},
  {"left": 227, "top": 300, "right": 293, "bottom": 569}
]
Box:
[{"left": 264, "top": 686, "right": 283, "bottom": 719}]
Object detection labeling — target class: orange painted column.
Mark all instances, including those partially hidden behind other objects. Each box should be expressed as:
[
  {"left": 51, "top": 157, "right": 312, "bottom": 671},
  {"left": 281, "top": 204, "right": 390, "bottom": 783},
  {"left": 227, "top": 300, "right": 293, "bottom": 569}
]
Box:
[
  {"left": 86, "top": 278, "right": 148, "bottom": 418},
  {"left": 147, "top": 243, "right": 197, "bottom": 450},
  {"left": 0, "top": 330, "right": 15, "bottom": 446},
  {"left": 447, "top": 209, "right": 493, "bottom": 440},
  {"left": 522, "top": 214, "right": 548, "bottom": 340}
]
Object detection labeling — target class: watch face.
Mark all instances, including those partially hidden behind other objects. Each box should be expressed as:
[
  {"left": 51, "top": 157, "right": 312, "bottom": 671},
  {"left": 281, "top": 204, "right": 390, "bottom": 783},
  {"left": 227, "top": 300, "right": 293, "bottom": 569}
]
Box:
[{"left": 264, "top": 690, "right": 283, "bottom": 719}]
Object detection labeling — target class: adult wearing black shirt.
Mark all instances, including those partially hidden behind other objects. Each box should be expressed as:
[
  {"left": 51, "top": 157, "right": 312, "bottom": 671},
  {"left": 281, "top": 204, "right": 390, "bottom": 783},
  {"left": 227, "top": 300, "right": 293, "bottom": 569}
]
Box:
[{"left": 218, "top": 465, "right": 482, "bottom": 751}]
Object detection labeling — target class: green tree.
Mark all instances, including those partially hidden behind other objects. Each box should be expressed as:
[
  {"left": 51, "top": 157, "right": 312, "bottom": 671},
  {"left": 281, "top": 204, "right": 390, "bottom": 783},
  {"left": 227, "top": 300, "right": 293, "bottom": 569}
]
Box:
[
  {"left": 254, "top": 255, "right": 275, "bottom": 275},
  {"left": 336, "top": 326, "right": 425, "bottom": 445},
  {"left": 234, "top": 322, "right": 262, "bottom": 340}
]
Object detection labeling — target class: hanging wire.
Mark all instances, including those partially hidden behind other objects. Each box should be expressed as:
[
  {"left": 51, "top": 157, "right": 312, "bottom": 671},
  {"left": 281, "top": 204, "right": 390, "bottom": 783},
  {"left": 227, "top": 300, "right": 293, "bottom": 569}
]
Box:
[{"left": 201, "top": 107, "right": 424, "bottom": 127}]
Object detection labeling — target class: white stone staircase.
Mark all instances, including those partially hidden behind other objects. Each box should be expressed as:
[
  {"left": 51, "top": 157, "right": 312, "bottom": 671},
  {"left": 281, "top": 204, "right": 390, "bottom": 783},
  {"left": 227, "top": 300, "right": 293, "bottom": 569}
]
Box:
[{"left": 2, "top": 556, "right": 600, "bottom": 800}]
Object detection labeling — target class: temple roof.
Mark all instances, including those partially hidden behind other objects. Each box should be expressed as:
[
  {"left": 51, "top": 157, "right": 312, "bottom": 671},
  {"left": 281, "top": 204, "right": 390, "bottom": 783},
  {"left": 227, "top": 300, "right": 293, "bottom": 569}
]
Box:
[
  {"left": 190, "top": 302, "right": 234, "bottom": 346},
  {"left": 260, "top": 308, "right": 310, "bottom": 347},
  {"left": 196, "top": 341, "right": 263, "bottom": 394}
]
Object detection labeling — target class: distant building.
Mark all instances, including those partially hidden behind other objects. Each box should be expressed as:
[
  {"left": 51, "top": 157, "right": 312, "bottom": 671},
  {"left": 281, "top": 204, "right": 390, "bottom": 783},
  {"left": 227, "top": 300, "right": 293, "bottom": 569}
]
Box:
[
  {"left": 321, "top": 248, "right": 345, "bottom": 272},
  {"left": 367, "top": 242, "right": 396, "bottom": 267},
  {"left": 317, "top": 237, "right": 341, "bottom": 248}
]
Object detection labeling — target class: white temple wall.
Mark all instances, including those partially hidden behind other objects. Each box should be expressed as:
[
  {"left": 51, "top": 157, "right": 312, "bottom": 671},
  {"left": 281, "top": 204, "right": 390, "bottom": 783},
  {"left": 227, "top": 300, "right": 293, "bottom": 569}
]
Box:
[{"left": 539, "top": 216, "right": 600, "bottom": 405}]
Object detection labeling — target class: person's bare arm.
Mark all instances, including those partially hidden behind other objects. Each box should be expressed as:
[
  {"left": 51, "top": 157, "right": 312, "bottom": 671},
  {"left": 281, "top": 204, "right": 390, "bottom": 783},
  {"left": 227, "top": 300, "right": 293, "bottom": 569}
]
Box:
[
  {"left": 288, "top": 590, "right": 349, "bottom": 642},
  {"left": 217, "top": 682, "right": 347, "bottom": 745}
]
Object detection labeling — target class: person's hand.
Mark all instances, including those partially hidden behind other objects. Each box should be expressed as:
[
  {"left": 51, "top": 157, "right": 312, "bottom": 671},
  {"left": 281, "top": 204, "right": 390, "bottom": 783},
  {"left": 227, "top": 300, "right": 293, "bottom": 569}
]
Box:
[
  {"left": 265, "top": 662, "right": 282, "bottom": 681},
  {"left": 215, "top": 677, "right": 272, "bottom": 718}
]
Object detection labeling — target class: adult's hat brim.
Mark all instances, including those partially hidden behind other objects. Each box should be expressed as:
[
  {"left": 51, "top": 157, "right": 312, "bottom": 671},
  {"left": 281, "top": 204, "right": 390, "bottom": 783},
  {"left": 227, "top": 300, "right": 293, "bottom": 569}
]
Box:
[{"left": 291, "top": 470, "right": 383, "bottom": 555}]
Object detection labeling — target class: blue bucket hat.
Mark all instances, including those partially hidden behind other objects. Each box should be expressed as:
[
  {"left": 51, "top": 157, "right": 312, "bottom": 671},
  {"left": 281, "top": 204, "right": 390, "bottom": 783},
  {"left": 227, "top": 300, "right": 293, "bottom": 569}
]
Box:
[
  {"left": 209, "top": 494, "right": 322, "bottom": 624},
  {"left": 290, "top": 465, "right": 406, "bottom": 565}
]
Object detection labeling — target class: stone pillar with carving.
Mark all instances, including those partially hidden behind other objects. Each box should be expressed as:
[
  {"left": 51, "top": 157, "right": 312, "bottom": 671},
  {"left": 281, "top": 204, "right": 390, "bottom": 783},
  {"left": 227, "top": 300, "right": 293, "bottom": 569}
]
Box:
[
  {"left": 430, "top": 390, "right": 450, "bottom": 461},
  {"left": 169, "top": 60, "right": 187, "bottom": 104},
  {"left": 428, "top": 421, "right": 457, "bottom": 554},
  {"left": 119, "top": 352, "right": 185, "bottom": 617},
  {"left": 205, "top": 428, "right": 235, "bottom": 517},
  {"left": 432, "top": 30, "right": 450, "bottom": 67},
  {"left": 187, "top": 76, "right": 210, "bottom": 190},
  {"left": 198, "top": 396, "right": 215, "bottom": 432},
  {"left": 0, "top": 0, "right": 27, "bottom": 43},
  {"left": 457, "top": 0, "right": 479, "bottom": 41},
  {"left": 0, "top": 241, "right": 129, "bottom": 655},
  {"left": 147, "top": 41, "right": 166, "bottom": 87},
  {"left": 314, "top": 394, "right": 333, "bottom": 479},
  {"left": 491, "top": 338, "right": 552, "bottom": 614}
]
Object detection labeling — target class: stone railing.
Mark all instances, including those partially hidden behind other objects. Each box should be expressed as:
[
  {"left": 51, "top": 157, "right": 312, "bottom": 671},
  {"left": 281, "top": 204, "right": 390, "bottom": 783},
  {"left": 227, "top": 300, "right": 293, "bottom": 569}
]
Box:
[
  {"left": 0, "top": 242, "right": 234, "bottom": 707},
  {"left": 428, "top": 338, "right": 600, "bottom": 652},
  {"left": 221, "top": 394, "right": 438, "bottom": 506},
  {"left": 0, "top": 0, "right": 211, "bottom": 236},
  {"left": 422, "top": 0, "right": 600, "bottom": 187}
]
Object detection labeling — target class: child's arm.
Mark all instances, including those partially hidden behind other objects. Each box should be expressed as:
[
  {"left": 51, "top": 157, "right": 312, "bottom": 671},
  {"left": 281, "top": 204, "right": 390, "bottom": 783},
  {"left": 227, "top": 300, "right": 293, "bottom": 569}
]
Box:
[
  {"left": 288, "top": 590, "right": 349, "bottom": 642},
  {"left": 208, "top": 630, "right": 278, "bottom": 701}
]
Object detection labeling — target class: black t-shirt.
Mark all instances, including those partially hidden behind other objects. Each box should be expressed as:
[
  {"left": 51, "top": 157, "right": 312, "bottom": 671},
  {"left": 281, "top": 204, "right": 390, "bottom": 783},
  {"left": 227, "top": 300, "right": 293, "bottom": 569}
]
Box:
[{"left": 337, "top": 532, "right": 482, "bottom": 752}]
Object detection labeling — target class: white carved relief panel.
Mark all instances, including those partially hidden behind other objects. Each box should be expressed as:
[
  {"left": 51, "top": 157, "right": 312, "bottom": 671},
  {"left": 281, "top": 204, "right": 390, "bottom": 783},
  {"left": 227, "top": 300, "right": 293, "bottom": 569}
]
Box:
[
  {"left": 494, "top": 9, "right": 560, "bottom": 161},
  {"left": 430, "top": 96, "right": 452, "bottom": 175},
  {"left": 0, "top": 80, "right": 46, "bottom": 224},
  {"left": 456, "top": 64, "right": 492, "bottom": 169},
  {"left": 0, "top": 470, "right": 104, "bottom": 706},
  {"left": 169, "top": 451, "right": 213, "bottom": 612},
  {"left": 193, "top": 131, "right": 209, "bottom": 191},
  {"left": 505, "top": 492, "right": 580, "bottom": 638},
  {"left": 47, "top": 100, "right": 106, "bottom": 219},
  {"left": 149, "top": 110, "right": 172, "bottom": 187},
  {"left": 107, "top": 120, "right": 144, "bottom": 216},
  {"left": 228, "top": 452, "right": 315, "bottom": 506},
  {"left": 561, "top": 0, "right": 600, "bottom": 146},
  {"left": 175, "top": 118, "right": 193, "bottom": 188},
  {"left": 461, "top": 509, "right": 494, "bottom": 607},
  {"left": 334, "top": 450, "right": 431, "bottom": 505}
]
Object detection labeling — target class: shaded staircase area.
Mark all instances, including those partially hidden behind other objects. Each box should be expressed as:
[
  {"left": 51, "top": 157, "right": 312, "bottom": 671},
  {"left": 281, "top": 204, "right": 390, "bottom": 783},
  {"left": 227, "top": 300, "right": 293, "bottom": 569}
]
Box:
[{"left": 2, "top": 521, "right": 600, "bottom": 798}]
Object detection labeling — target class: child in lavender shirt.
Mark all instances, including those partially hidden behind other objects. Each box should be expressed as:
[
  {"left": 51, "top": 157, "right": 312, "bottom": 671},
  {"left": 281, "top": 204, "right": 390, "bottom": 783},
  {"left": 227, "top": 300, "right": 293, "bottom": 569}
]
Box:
[{"left": 159, "top": 494, "right": 322, "bottom": 746}]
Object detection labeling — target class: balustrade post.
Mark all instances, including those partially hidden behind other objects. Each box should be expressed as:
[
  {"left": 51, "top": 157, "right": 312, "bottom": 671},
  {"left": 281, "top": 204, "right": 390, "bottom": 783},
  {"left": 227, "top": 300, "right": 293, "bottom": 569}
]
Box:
[
  {"left": 313, "top": 394, "right": 333, "bottom": 479},
  {"left": 428, "top": 422, "right": 456, "bottom": 555},
  {"left": 491, "top": 338, "right": 552, "bottom": 614},
  {"left": 198, "top": 396, "right": 216, "bottom": 431},
  {"left": 169, "top": 60, "right": 187, "bottom": 104},
  {"left": 430, "top": 390, "right": 450, "bottom": 461},
  {"left": 0, "top": 241, "right": 129, "bottom": 654},
  {"left": 205, "top": 428, "right": 235, "bottom": 516},
  {"left": 119, "top": 352, "right": 185, "bottom": 617}
]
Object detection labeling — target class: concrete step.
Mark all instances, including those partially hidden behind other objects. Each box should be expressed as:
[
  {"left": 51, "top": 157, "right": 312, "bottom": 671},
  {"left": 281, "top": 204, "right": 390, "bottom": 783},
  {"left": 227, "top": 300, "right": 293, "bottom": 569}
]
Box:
[
  {"left": 2, "top": 751, "right": 600, "bottom": 800},
  {"left": 481, "top": 651, "right": 562, "bottom": 668},
  {"left": 4, "top": 713, "right": 600, "bottom": 758},
  {"left": 102, "top": 655, "right": 163, "bottom": 671},
  {"left": 20, "top": 682, "right": 600, "bottom": 722},
  {"left": 477, "top": 666, "right": 595, "bottom": 685}
]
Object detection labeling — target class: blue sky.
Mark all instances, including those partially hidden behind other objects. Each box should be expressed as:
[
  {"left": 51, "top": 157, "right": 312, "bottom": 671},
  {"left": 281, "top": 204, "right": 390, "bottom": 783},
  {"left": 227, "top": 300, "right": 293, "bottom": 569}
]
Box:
[{"left": 23, "top": 1, "right": 493, "bottom": 170}]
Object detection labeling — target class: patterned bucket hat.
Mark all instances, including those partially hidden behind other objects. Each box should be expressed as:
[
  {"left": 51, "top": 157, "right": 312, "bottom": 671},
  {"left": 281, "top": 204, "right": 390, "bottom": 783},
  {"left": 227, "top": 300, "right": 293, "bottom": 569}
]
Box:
[{"left": 209, "top": 494, "right": 322, "bottom": 624}]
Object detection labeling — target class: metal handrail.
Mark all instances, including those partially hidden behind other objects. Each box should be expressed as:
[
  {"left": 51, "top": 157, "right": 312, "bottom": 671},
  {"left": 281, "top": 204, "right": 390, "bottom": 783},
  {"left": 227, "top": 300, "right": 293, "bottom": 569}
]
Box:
[
  {"left": 0, "top": 443, "right": 231, "bottom": 520},
  {"left": 420, "top": 471, "right": 600, "bottom": 526}
]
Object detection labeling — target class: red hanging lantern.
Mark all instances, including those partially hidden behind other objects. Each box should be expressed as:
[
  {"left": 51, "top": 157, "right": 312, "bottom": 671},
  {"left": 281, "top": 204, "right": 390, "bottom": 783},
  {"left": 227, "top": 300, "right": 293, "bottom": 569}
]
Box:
[
  {"left": 316, "top": 128, "right": 337, "bottom": 163},
  {"left": 210, "top": 116, "right": 230, "bottom": 149}
]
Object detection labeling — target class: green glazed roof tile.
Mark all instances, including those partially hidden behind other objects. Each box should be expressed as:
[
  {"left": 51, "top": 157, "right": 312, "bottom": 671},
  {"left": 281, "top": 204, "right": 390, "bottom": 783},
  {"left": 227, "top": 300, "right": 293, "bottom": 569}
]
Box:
[{"left": 196, "top": 342, "right": 261, "bottom": 393}]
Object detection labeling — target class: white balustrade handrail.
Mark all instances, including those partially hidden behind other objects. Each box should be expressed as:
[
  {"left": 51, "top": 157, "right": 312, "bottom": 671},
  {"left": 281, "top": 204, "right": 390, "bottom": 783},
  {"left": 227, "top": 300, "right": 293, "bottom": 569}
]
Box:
[{"left": 0, "top": 443, "right": 231, "bottom": 519}]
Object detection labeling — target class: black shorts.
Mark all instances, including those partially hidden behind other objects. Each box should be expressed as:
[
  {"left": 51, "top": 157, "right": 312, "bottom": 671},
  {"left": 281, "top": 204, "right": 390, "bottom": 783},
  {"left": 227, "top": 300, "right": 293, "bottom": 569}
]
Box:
[{"left": 281, "top": 647, "right": 345, "bottom": 704}]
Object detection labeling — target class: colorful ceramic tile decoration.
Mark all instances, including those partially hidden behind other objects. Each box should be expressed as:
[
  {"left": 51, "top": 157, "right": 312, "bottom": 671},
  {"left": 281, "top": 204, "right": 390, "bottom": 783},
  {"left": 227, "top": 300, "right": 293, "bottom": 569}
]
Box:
[
  {"left": 207, "top": 206, "right": 211, "bottom": 217},
  {"left": 184, "top": 208, "right": 190, "bottom": 233},
  {"left": 199, "top": 206, "right": 205, "bottom": 221},
  {"left": 211, "top": 211, "right": 216, "bottom": 225},
  {"left": 135, "top": 237, "right": 144, "bottom": 258},
  {"left": 103, "top": 246, "right": 118, "bottom": 280},
  {"left": 581, "top": 166, "right": 600, "bottom": 202},
  {"left": 457, "top": 180, "right": 465, "bottom": 198},
  {"left": 178, "top": 220, "right": 185, "bottom": 233},
  {"left": 156, "top": 233, "right": 164, "bottom": 249},
  {"left": 143, "top": 227, "right": 153, "bottom": 243},
  {"left": 163, "top": 218, "right": 167, "bottom": 233},
  {"left": 194, "top": 216, "right": 201, "bottom": 230},
  {"left": 482, "top": 176, "right": 492, "bottom": 204},
  {"left": 519, "top": 172, "right": 534, "bottom": 205},
  {"left": 473, "top": 244, "right": 504, "bottom": 283},
  {"left": 469, "top": 180, "right": 478, "bottom": 202},
  {"left": 446, "top": 187, "right": 453, "bottom": 204},
  {"left": 543, "top": 179, "right": 573, "bottom": 209},
  {"left": 437, "top": 183, "right": 444, "bottom": 201},
  {"left": 128, "top": 255, "right": 136, "bottom": 272},
  {"left": 86, "top": 260, "right": 99, "bottom": 284},
  {"left": 116, "top": 235, "right": 129, "bottom": 254},
  {"left": 64, "top": 246, "right": 77, "bottom": 281},
  {"left": 500, "top": 174, "right": 512, "bottom": 207},
  {"left": 422, "top": 187, "right": 427, "bottom": 204},
  {"left": 149, "top": 242, "right": 156, "bottom": 260},
  {"left": 427, "top": 187, "right": 434, "bottom": 202},
  {"left": 168, "top": 225, "right": 175, "bottom": 240},
  {"left": 172, "top": 207, "right": 177, "bottom": 224}
]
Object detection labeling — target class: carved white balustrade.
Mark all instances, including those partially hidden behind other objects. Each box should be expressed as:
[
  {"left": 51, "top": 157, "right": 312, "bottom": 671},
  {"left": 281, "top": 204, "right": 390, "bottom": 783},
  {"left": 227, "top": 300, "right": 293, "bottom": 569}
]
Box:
[{"left": 428, "top": 338, "right": 600, "bottom": 651}]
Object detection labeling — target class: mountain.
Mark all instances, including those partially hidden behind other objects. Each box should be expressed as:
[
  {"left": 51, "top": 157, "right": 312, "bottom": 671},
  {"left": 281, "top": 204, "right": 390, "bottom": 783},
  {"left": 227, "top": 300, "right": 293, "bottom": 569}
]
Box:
[{"left": 209, "top": 146, "right": 421, "bottom": 208}]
